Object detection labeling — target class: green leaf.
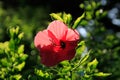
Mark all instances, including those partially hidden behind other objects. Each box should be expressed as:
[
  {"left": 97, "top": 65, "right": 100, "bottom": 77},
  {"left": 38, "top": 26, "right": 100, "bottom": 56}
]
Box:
[
  {"left": 86, "top": 12, "right": 92, "bottom": 20},
  {"left": 72, "top": 13, "right": 85, "bottom": 29},
  {"left": 72, "top": 50, "right": 91, "bottom": 71},
  {"left": 14, "top": 62, "right": 25, "bottom": 71},
  {"left": 95, "top": 10, "right": 100, "bottom": 17},
  {"left": 62, "top": 12, "right": 72, "bottom": 26},
  {"left": 9, "top": 28, "right": 15, "bottom": 38},
  {"left": 93, "top": 72, "right": 111, "bottom": 77},
  {"left": 10, "top": 74, "right": 22, "bottom": 80},
  {"left": 50, "top": 13, "right": 63, "bottom": 21},
  {"left": 19, "top": 54, "right": 28, "bottom": 61},
  {"left": 80, "top": 52, "right": 89, "bottom": 65},
  {"left": 9, "top": 38, "right": 15, "bottom": 51},
  {"left": 91, "top": 1, "right": 96, "bottom": 8},
  {"left": 79, "top": 3, "right": 84, "bottom": 9},
  {"left": 15, "top": 27, "right": 19, "bottom": 35},
  {"left": 80, "top": 50, "right": 92, "bottom": 65},
  {"left": 0, "top": 42, "right": 9, "bottom": 53},
  {"left": 87, "top": 58, "right": 98, "bottom": 70},
  {"left": 62, "top": 66, "right": 71, "bottom": 73},
  {"left": 18, "top": 32, "right": 24, "bottom": 40},
  {"left": 79, "top": 20, "right": 88, "bottom": 26},
  {"left": 76, "top": 41, "right": 86, "bottom": 55},
  {"left": 86, "top": 4, "right": 92, "bottom": 10},
  {"left": 77, "top": 41, "right": 85, "bottom": 48},
  {"left": 60, "top": 60, "right": 70, "bottom": 66},
  {"left": 1, "top": 58, "right": 11, "bottom": 67},
  {"left": 63, "top": 12, "right": 68, "bottom": 24},
  {"left": 18, "top": 45, "right": 24, "bottom": 54},
  {"left": 35, "top": 69, "right": 44, "bottom": 77},
  {"left": 101, "top": 11, "right": 107, "bottom": 17},
  {"left": 66, "top": 13, "right": 72, "bottom": 25}
]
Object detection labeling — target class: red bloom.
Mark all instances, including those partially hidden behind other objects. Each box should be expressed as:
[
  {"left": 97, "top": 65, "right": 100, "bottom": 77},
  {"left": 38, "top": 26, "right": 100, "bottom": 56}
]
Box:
[{"left": 34, "top": 20, "right": 80, "bottom": 67}]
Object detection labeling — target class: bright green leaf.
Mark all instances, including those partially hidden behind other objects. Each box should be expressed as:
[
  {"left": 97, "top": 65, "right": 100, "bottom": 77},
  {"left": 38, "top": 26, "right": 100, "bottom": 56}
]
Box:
[
  {"left": 50, "top": 13, "right": 63, "bottom": 21},
  {"left": 15, "top": 62, "right": 25, "bottom": 71},
  {"left": 66, "top": 13, "right": 72, "bottom": 25},
  {"left": 15, "top": 27, "right": 19, "bottom": 35},
  {"left": 10, "top": 74, "right": 22, "bottom": 80},
  {"left": 86, "top": 12, "right": 92, "bottom": 20},
  {"left": 79, "top": 20, "right": 88, "bottom": 26},
  {"left": 1, "top": 58, "right": 11, "bottom": 67},
  {"left": 76, "top": 41, "right": 86, "bottom": 55},
  {"left": 72, "top": 13, "right": 85, "bottom": 29},
  {"left": 18, "top": 45, "right": 24, "bottom": 54},
  {"left": 86, "top": 4, "right": 92, "bottom": 10},
  {"left": 60, "top": 60, "right": 70, "bottom": 66},
  {"left": 80, "top": 3, "right": 84, "bottom": 9},
  {"left": 9, "top": 28, "right": 15, "bottom": 38},
  {"left": 72, "top": 50, "right": 91, "bottom": 71},
  {"left": 63, "top": 12, "right": 68, "bottom": 24},
  {"left": 93, "top": 72, "right": 111, "bottom": 77},
  {"left": 87, "top": 58, "right": 98, "bottom": 70},
  {"left": 19, "top": 54, "right": 28, "bottom": 61},
  {"left": 91, "top": 1, "right": 96, "bottom": 8},
  {"left": 35, "top": 69, "right": 44, "bottom": 77},
  {"left": 18, "top": 32, "right": 24, "bottom": 40},
  {"left": 80, "top": 52, "right": 89, "bottom": 65}
]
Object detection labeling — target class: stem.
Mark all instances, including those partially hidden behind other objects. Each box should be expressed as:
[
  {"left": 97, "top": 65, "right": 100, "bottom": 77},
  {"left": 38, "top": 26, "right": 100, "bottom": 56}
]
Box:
[
  {"left": 71, "top": 58, "right": 82, "bottom": 71},
  {"left": 72, "top": 50, "right": 91, "bottom": 71}
]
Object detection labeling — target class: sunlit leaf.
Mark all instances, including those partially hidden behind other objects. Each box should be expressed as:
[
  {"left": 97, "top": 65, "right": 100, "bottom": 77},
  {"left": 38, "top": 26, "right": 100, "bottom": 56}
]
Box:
[
  {"left": 76, "top": 41, "right": 86, "bottom": 55},
  {"left": 91, "top": 1, "right": 96, "bottom": 8},
  {"left": 93, "top": 72, "right": 111, "bottom": 77},
  {"left": 1, "top": 58, "right": 11, "bottom": 67},
  {"left": 50, "top": 13, "right": 63, "bottom": 21},
  {"left": 72, "top": 13, "right": 85, "bottom": 29},
  {"left": 18, "top": 32, "right": 24, "bottom": 40},
  {"left": 79, "top": 3, "right": 84, "bottom": 9},
  {"left": 10, "top": 74, "right": 22, "bottom": 80},
  {"left": 80, "top": 52, "right": 89, "bottom": 65},
  {"left": 14, "top": 62, "right": 25, "bottom": 71},
  {"left": 63, "top": 12, "right": 68, "bottom": 24},
  {"left": 60, "top": 60, "right": 70, "bottom": 66},
  {"left": 87, "top": 58, "right": 98, "bottom": 71},
  {"left": 18, "top": 45, "right": 24, "bottom": 54},
  {"left": 66, "top": 13, "right": 72, "bottom": 25},
  {"left": 86, "top": 4, "right": 92, "bottom": 10},
  {"left": 19, "top": 54, "right": 28, "bottom": 61}
]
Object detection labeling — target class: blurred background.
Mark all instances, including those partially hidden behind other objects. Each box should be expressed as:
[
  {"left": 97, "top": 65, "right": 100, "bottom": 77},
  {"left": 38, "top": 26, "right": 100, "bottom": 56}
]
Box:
[{"left": 0, "top": 0, "right": 120, "bottom": 80}]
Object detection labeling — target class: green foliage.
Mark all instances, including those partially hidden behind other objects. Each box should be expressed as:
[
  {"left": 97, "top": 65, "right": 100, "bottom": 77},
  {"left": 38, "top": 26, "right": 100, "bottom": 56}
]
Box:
[
  {"left": 50, "top": 12, "right": 84, "bottom": 28},
  {"left": 0, "top": 6, "right": 50, "bottom": 76},
  {"left": 50, "top": 12, "right": 73, "bottom": 27},
  {"left": 0, "top": 6, "right": 49, "bottom": 42},
  {"left": 72, "top": 13, "right": 85, "bottom": 29},
  {"left": 29, "top": 41, "right": 110, "bottom": 80},
  {"left": 79, "top": 0, "right": 120, "bottom": 80},
  {"left": 0, "top": 27, "right": 28, "bottom": 80}
]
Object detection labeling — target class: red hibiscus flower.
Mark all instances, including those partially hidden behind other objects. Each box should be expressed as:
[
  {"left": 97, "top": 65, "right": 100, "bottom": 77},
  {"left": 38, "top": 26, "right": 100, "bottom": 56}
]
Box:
[{"left": 34, "top": 20, "right": 80, "bottom": 67}]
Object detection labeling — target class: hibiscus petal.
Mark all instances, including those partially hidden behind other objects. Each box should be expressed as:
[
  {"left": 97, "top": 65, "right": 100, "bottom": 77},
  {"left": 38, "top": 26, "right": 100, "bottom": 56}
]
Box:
[
  {"left": 47, "top": 20, "right": 68, "bottom": 40},
  {"left": 66, "top": 29, "right": 80, "bottom": 41},
  {"left": 48, "top": 30, "right": 59, "bottom": 45},
  {"left": 40, "top": 45, "right": 59, "bottom": 67},
  {"left": 57, "top": 49, "right": 75, "bottom": 62},
  {"left": 56, "top": 41, "right": 77, "bottom": 62},
  {"left": 34, "top": 30, "right": 51, "bottom": 48}
]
